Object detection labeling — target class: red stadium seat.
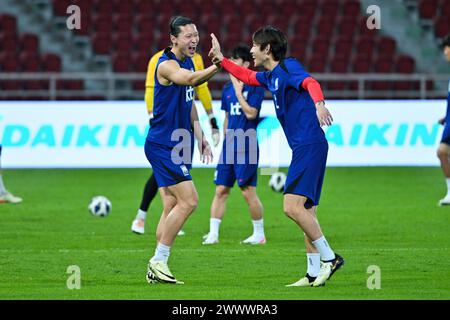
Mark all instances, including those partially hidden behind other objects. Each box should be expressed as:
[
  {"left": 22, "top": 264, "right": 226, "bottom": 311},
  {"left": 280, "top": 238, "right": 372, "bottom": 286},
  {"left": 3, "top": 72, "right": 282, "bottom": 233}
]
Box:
[
  {"left": 434, "top": 16, "right": 450, "bottom": 38},
  {"left": 20, "top": 33, "right": 39, "bottom": 52},
  {"left": 114, "top": 0, "right": 134, "bottom": 15},
  {"left": 246, "top": 14, "right": 265, "bottom": 34},
  {"left": 0, "top": 80, "right": 20, "bottom": 90},
  {"left": 92, "top": 33, "right": 112, "bottom": 55},
  {"left": 42, "top": 53, "right": 62, "bottom": 72},
  {"left": 351, "top": 57, "right": 371, "bottom": 73},
  {"left": 395, "top": 55, "right": 415, "bottom": 73},
  {"left": 356, "top": 35, "right": 375, "bottom": 55},
  {"left": 94, "top": 0, "right": 114, "bottom": 15},
  {"left": 418, "top": 0, "right": 438, "bottom": 19},
  {"left": 0, "top": 33, "right": 18, "bottom": 52},
  {"left": 132, "top": 52, "right": 150, "bottom": 72},
  {"left": 0, "top": 14, "right": 17, "bottom": 31},
  {"left": 342, "top": 0, "right": 361, "bottom": 17},
  {"left": 113, "top": 15, "right": 133, "bottom": 34},
  {"left": 377, "top": 36, "right": 396, "bottom": 57},
  {"left": 19, "top": 53, "right": 40, "bottom": 71},
  {"left": 132, "top": 80, "right": 145, "bottom": 91},
  {"left": 1, "top": 56, "right": 20, "bottom": 71},
  {"left": 330, "top": 58, "right": 348, "bottom": 73},
  {"left": 57, "top": 80, "right": 84, "bottom": 90},
  {"left": 225, "top": 15, "right": 245, "bottom": 37},
  {"left": 267, "top": 15, "right": 290, "bottom": 35},
  {"left": 135, "top": 0, "right": 153, "bottom": 15},
  {"left": 136, "top": 14, "right": 156, "bottom": 33}
]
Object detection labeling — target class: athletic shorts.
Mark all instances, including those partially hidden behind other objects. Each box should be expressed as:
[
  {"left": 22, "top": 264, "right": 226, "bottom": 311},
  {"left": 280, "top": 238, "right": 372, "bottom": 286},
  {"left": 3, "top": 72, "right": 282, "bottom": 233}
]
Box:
[
  {"left": 214, "top": 153, "right": 258, "bottom": 188},
  {"left": 441, "top": 125, "right": 450, "bottom": 144},
  {"left": 145, "top": 140, "right": 193, "bottom": 188},
  {"left": 284, "top": 141, "right": 328, "bottom": 209}
]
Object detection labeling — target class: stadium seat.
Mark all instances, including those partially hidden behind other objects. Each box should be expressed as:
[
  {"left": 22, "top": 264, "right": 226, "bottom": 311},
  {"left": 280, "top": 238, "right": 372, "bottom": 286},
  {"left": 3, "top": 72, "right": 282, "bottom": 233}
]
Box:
[
  {"left": 112, "top": 53, "right": 132, "bottom": 72},
  {"left": 19, "top": 52, "right": 40, "bottom": 72},
  {"left": 377, "top": 36, "right": 396, "bottom": 57},
  {"left": 395, "top": 55, "right": 415, "bottom": 73},
  {"left": 434, "top": 16, "right": 450, "bottom": 38},
  {"left": 42, "top": 53, "right": 62, "bottom": 72},
  {"left": 0, "top": 33, "right": 18, "bottom": 52},
  {"left": 92, "top": 33, "right": 112, "bottom": 55},
  {"left": 133, "top": 52, "right": 150, "bottom": 72},
  {"left": 20, "top": 33, "right": 39, "bottom": 52},
  {"left": 342, "top": 0, "right": 361, "bottom": 17},
  {"left": 418, "top": 0, "right": 438, "bottom": 19},
  {"left": 0, "top": 14, "right": 17, "bottom": 31}
]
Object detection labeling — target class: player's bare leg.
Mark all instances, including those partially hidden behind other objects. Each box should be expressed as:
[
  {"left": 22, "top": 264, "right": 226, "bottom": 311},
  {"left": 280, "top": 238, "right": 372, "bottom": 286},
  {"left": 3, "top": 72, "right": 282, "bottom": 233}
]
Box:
[
  {"left": 155, "top": 187, "right": 177, "bottom": 243},
  {"left": 203, "top": 185, "right": 230, "bottom": 244},
  {"left": 240, "top": 186, "right": 265, "bottom": 244},
  {"left": 283, "top": 194, "right": 344, "bottom": 286},
  {"left": 287, "top": 206, "right": 321, "bottom": 287},
  {"left": 147, "top": 181, "right": 198, "bottom": 284},
  {"left": 437, "top": 143, "right": 450, "bottom": 205}
]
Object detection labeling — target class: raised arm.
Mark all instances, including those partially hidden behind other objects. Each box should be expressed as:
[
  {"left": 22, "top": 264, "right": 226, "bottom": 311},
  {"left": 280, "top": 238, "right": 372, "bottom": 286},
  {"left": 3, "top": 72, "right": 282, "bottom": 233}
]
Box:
[
  {"left": 209, "top": 33, "right": 261, "bottom": 86},
  {"left": 158, "top": 59, "right": 220, "bottom": 87}
]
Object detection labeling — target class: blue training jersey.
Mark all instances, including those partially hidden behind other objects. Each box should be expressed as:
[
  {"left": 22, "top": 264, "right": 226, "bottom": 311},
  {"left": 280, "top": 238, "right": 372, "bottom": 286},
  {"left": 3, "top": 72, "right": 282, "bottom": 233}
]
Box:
[
  {"left": 147, "top": 49, "right": 195, "bottom": 147},
  {"left": 221, "top": 82, "right": 264, "bottom": 152},
  {"left": 255, "top": 58, "right": 326, "bottom": 150}
]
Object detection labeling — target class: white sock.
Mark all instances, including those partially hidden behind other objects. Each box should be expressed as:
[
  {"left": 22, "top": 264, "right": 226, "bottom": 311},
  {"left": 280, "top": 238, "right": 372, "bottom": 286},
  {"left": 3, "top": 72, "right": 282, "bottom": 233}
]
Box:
[
  {"left": 0, "top": 174, "right": 5, "bottom": 194},
  {"left": 252, "top": 218, "right": 265, "bottom": 237},
  {"left": 306, "top": 253, "right": 321, "bottom": 277},
  {"left": 446, "top": 178, "right": 450, "bottom": 195},
  {"left": 151, "top": 243, "right": 171, "bottom": 263},
  {"left": 312, "top": 236, "right": 335, "bottom": 261},
  {"left": 209, "top": 218, "right": 221, "bottom": 236},
  {"left": 136, "top": 209, "right": 147, "bottom": 220}
]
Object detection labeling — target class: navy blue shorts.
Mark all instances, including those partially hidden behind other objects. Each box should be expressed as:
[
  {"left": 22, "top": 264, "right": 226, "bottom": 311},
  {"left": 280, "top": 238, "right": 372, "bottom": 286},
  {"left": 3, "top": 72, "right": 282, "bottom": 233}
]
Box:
[
  {"left": 214, "top": 157, "right": 258, "bottom": 189},
  {"left": 284, "top": 142, "right": 328, "bottom": 209},
  {"left": 145, "top": 140, "right": 193, "bottom": 188},
  {"left": 441, "top": 125, "right": 450, "bottom": 144}
]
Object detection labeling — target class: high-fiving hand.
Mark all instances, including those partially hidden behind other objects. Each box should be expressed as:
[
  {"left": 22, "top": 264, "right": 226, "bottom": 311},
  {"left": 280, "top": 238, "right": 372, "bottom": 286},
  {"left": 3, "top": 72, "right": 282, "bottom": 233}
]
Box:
[{"left": 209, "top": 33, "right": 224, "bottom": 65}]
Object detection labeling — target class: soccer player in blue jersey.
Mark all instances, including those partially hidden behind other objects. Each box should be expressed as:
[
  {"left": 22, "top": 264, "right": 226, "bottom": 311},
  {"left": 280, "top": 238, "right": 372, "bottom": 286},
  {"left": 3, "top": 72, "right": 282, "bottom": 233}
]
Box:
[
  {"left": 0, "top": 145, "right": 22, "bottom": 204},
  {"left": 144, "top": 16, "right": 220, "bottom": 285},
  {"left": 209, "top": 26, "right": 344, "bottom": 287},
  {"left": 437, "top": 34, "right": 450, "bottom": 206},
  {"left": 202, "top": 44, "right": 266, "bottom": 245}
]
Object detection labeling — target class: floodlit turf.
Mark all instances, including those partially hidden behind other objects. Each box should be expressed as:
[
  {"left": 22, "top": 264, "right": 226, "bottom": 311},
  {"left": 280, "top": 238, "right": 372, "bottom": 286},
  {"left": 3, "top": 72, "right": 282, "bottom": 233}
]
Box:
[{"left": 0, "top": 167, "right": 449, "bottom": 300}]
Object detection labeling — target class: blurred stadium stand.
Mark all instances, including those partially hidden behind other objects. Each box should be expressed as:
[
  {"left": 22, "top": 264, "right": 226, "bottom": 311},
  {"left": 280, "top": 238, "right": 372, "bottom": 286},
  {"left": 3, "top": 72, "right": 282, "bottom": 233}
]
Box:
[{"left": 0, "top": 0, "right": 449, "bottom": 100}]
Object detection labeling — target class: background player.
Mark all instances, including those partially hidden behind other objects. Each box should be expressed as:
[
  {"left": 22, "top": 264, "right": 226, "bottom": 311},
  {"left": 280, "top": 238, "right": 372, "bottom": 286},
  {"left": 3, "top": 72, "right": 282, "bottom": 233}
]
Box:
[
  {"left": 202, "top": 44, "right": 266, "bottom": 245},
  {"left": 437, "top": 34, "right": 450, "bottom": 206},
  {"left": 209, "top": 26, "right": 344, "bottom": 287},
  {"left": 145, "top": 16, "right": 219, "bottom": 284},
  {"left": 0, "top": 145, "right": 22, "bottom": 204},
  {"left": 131, "top": 44, "right": 220, "bottom": 235}
]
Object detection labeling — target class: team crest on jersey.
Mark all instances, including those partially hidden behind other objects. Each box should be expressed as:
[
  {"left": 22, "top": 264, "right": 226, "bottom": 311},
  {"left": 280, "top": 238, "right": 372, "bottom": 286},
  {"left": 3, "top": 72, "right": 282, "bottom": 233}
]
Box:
[{"left": 180, "top": 165, "right": 189, "bottom": 176}]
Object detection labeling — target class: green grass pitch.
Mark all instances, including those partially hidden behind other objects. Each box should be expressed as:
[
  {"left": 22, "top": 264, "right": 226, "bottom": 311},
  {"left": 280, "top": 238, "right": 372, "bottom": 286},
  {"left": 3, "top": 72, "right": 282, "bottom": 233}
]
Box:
[{"left": 0, "top": 167, "right": 449, "bottom": 299}]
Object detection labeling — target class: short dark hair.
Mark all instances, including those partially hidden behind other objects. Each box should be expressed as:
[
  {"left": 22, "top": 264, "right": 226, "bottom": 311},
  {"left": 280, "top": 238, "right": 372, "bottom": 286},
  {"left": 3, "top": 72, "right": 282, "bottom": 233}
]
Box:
[
  {"left": 231, "top": 43, "right": 252, "bottom": 63},
  {"left": 441, "top": 34, "right": 450, "bottom": 49},
  {"left": 169, "top": 16, "right": 194, "bottom": 37},
  {"left": 252, "top": 25, "right": 287, "bottom": 61}
]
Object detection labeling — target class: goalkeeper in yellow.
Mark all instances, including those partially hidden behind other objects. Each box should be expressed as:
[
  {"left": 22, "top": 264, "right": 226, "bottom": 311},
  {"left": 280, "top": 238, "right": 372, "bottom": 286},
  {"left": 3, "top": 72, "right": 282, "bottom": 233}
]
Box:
[{"left": 131, "top": 49, "right": 220, "bottom": 235}]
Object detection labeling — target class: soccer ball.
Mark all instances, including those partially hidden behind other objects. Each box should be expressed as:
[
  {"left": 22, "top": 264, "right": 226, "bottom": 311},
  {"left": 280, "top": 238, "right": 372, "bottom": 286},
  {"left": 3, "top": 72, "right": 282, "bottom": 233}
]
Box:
[
  {"left": 269, "top": 172, "right": 287, "bottom": 193},
  {"left": 88, "top": 196, "right": 111, "bottom": 217}
]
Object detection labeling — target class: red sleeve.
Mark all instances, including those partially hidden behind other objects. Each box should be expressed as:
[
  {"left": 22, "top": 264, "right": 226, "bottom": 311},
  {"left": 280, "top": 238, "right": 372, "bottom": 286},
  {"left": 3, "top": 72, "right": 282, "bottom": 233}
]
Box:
[
  {"left": 221, "top": 58, "right": 261, "bottom": 86},
  {"left": 301, "top": 77, "right": 324, "bottom": 103}
]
